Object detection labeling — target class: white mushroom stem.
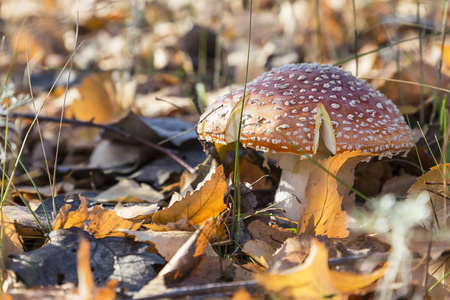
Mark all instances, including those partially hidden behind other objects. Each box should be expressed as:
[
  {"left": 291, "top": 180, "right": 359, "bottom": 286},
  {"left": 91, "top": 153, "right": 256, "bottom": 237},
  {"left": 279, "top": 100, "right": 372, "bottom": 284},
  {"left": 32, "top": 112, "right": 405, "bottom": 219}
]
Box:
[{"left": 266, "top": 152, "right": 330, "bottom": 221}]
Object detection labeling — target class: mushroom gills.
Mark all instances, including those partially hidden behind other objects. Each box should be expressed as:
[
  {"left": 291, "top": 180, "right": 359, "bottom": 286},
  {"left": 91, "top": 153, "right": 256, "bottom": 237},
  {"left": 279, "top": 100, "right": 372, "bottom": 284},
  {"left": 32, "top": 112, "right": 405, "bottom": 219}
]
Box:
[
  {"left": 224, "top": 95, "right": 247, "bottom": 143},
  {"left": 314, "top": 103, "right": 336, "bottom": 155}
]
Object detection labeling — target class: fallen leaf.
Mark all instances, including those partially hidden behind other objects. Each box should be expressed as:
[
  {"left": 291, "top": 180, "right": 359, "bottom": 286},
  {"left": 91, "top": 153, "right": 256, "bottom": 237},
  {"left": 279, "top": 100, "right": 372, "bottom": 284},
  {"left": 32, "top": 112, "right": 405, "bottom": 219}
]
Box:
[
  {"left": 298, "top": 151, "right": 374, "bottom": 238},
  {"left": 1, "top": 213, "right": 24, "bottom": 268},
  {"left": 242, "top": 240, "right": 275, "bottom": 268},
  {"left": 77, "top": 237, "right": 119, "bottom": 300},
  {"left": 94, "top": 179, "right": 164, "bottom": 203},
  {"left": 122, "top": 229, "right": 218, "bottom": 261},
  {"left": 11, "top": 228, "right": 165, "bottom": 291},
  {"left": 148, "top": 165, "right": 227, "bottom": 230},
  {"left": 248, "top": 220, "right": 295, "bottom": 249},
  {"left": 53, "top": 196, "right": 89, "bottom": 230},
  {"left": 114, "top": 202, "right": 158, "bottom": 220},
  {"left": 53, "top": 196, "right": 142, "bottom": 238},
  {"left": 271, "top": 237, "right": 311, "bottom": 271},
  {"left": 86, "top": 205, "right": 142, "bottom": 238},
  {"left": 135, "top": 214, "right": 226, "bottom": 298},
  {"left": 255, "top": 238, "right": 386, "bottom": 299},
  {"left": 407, "top": 163, "right": 450, "bottom": 229},
  {"left": 66, "top": 72, "right": 123, "bottom": 124}
]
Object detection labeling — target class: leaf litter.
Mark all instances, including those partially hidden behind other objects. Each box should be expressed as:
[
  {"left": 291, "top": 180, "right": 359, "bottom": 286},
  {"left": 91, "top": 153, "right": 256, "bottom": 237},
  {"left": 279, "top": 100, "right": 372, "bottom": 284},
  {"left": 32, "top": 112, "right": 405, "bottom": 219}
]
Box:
[{"left": 1, "top": 0, "right": 450, "bottom": 299}]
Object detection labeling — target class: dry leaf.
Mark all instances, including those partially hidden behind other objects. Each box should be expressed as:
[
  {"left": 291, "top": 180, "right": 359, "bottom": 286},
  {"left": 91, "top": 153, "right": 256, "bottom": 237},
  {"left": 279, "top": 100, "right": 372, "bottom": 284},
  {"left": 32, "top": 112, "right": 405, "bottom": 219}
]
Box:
[
  {"left": 248, "top": 220, "right": 295, "bottom": 249},
  {"left": 66, "top": 72, "right": 123, "bottom": 124},
  {"left": 408, "top": 163, "right": 450, "bottom": 229},
  {"left": 135, "top": 214, "right": 226, "bottom": 298},
  {"left": 54, "top": 196, "right": 142, "bottom": 238},
  {"left": 95, "top": 179, "right": 164, "bottom": 203},
  {"left": 242, "top": 240, "right": 275, "bottom": 269},
  {"left": 271, "top": 237, "right": 311, "bottom": 271},
  {"left": 255, "top": 238, "right": 386, "bottom": 299},
  {"left": 77, "top": 236, "right": 118, "bottom": 300},
  {"left": 86, "top": 205, "right": 142, "bottom": 238},
  {"left": 53, "top": 196, "right": 88, "bottom": 230},
  {"left": 1, "top": 213, "right": 24, "bottom": 268},
  {"left": 298, "top": 151, "right": 374, "bottom": 238},
  {"left": 148, "top": 165, "right": 227, "bottom": 230},
  {"left": 122, "top": 229, "right": 217, "bottom": 261}
]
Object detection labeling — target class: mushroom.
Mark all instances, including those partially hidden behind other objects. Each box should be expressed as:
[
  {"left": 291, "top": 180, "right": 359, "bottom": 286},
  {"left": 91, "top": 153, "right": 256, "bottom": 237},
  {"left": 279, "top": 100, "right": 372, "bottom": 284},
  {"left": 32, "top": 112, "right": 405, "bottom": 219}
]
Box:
[{"left": 197, "top": 63, "right": 414, "bottom": 221}]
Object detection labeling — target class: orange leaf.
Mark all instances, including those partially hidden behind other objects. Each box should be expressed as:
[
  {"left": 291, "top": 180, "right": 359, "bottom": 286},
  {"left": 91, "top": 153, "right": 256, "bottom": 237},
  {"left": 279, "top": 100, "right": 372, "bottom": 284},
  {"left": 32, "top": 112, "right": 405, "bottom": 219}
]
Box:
[
  {"left": 255, "top": 238, "right": 386, "bottom": 299},
  {"left": 149, "top": 165, "right": 227, "bottom": 230},
  {"left": 53, "top": 196, "right": 142, "bottom": 238},
  {"left": 77, "top": 237, "right": 118, "bottom": 300},
  {"left": 66, "top": 72, "right": 123, "bottom": 124},
  {"left": 298, "top": 151, "right": 374, "bottom": 238},
  {"left": 53, "top": 197, "right": 88, "bottom": 230}
]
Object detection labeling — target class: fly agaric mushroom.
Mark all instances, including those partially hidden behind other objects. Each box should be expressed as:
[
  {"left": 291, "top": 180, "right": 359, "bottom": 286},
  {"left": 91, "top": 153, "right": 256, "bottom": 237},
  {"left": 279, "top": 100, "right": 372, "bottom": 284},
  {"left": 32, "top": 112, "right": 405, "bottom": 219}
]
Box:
[{"left": 197, "top": 63, "right": 414, "bottom": 221}]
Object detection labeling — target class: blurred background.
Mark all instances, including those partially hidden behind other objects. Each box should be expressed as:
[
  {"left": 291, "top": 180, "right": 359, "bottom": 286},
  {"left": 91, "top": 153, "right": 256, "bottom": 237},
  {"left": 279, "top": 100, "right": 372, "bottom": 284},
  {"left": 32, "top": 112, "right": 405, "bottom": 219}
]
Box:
[{"left": 1, "top": 0, "right": 449, "bottom": 122}]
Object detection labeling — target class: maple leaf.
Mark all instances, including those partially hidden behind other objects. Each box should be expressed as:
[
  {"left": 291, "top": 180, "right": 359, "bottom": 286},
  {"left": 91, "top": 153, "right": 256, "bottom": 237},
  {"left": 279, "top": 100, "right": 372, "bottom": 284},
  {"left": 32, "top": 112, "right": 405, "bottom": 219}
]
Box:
[
  {"left": 255, "top": 238, "right": 386, "bottom": 299},
  {"left": 298, "top": 151, "right": 374, "bottom": 238},
  {"left": 148, "top": 165, "right": 227, "bottom": 230}
]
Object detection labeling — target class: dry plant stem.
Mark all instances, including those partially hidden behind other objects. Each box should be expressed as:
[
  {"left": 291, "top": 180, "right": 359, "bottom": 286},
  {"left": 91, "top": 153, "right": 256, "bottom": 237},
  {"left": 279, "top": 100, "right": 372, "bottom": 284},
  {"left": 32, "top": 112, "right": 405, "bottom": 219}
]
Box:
[{"left": 7, "top": 112, "right": 195, "bottom": 173}]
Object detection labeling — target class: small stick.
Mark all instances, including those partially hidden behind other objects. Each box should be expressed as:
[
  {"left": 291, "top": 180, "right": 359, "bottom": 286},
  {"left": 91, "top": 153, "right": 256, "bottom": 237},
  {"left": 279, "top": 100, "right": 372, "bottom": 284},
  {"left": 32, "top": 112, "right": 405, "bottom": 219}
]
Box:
[
  {"left": 134, "top": 280, "right": 259, "bottom": 300},
  {"left": 6, "top": 112, "right": 195, "bottom": 173}
]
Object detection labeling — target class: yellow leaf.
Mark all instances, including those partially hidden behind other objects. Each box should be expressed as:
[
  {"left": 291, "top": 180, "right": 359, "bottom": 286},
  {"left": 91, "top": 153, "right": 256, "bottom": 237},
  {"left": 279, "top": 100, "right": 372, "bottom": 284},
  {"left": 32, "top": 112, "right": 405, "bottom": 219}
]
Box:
[
  {"left": 298, "top": 151, "right": 374, "bottom": 238},
  {"left": 150, "top": 165, "right": 227, "bottom": 229},
  {"left": 255, "top": 239, "right": 386, "bottom": 299}
]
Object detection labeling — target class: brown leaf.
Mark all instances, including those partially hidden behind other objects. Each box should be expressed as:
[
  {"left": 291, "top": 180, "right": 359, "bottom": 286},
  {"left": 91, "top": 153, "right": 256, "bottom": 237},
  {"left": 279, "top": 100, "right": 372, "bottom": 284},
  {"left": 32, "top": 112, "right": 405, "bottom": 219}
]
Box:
[
  {"left": 298, "top": 151, "right": 374, "bottom": 238},
  {"left": 248, "top": 220, "right": 295, "bottom": 249},
  {"left": 242, "top": 240, "right": 275, "bottom": 269},
  {"left": 255, "top": 238, "right": 386, "bottom": 299},
  {"left": 149, "top": 165, "right": 227, "bottom": 230}
]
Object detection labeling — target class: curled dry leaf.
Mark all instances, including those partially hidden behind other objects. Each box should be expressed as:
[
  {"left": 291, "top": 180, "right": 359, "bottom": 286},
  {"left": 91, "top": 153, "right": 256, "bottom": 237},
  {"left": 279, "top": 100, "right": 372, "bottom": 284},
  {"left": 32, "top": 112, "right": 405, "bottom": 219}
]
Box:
[
  {"left": 147, "top": 165, "right": 227, "bottom": 231},
  {"left": 298, "top": 151, "right": 374, "bottom": 238},
  {"left": 255, "top": 238, "right": 386, "bottom": 299}
]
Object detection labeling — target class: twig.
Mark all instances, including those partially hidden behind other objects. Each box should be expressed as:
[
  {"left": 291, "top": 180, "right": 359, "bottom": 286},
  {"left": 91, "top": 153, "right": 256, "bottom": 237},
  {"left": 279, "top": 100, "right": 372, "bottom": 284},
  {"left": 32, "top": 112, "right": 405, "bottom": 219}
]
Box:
[
  {"left": 134, "top": 280, "right": 258, "bottom": 300},
  {"left": 6, "top": 112, "right": 195, "bottom": 173},
  {"left": 133, "top": 253, "right": 388, "bottom": 300}
]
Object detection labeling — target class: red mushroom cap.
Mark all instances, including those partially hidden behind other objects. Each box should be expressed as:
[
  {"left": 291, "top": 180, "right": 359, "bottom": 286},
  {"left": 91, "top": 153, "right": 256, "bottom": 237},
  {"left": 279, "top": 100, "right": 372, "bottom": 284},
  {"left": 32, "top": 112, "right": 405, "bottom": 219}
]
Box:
[{"left": 197, "top": 63, "right": 414, "bottom": 155}]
